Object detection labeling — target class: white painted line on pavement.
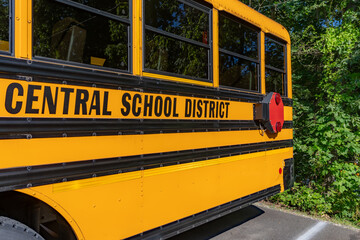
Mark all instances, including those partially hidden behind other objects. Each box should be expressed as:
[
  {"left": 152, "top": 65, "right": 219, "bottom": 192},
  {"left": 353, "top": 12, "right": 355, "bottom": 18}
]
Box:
[{"left": 295, "top": 221, "right": 327, "bottom": 240}]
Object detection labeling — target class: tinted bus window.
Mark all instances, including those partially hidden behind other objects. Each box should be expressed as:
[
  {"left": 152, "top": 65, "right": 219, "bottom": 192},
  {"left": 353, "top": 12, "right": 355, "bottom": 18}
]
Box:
[
  {"left": 71, "top": 0, "right": 129, "bottom": 18},
  {"left": 219, "top": 14, "right": 258, "bottom": 59},
  {"left": 219, "top": 13, "right": 259, "bottom": 91},
  {"left": 144, "top": 0, "right": 210, "bottom": 80},
  {"left": 265, "top": 69, "right": 285, "bottom": 95},
  {"left": 265, "top": 37, "right": 284, "bottom": 70},
  {"left": 145, "top": 0, "right": 209, "bottom": 43},
  {"left": 265, "top": 36, "right": 286, "bottom": 95},
  {"left": 0, "top": 0, "right": 9, "bottom": 52},
  {"left": 145, "top": 31, "right": 208, "bottom": 79},
  {"left": 33, "top": 0, "right": 129, "bottom": 71},
  {"left": 219, "top": 53, "right": 258, "bottom": 90}
]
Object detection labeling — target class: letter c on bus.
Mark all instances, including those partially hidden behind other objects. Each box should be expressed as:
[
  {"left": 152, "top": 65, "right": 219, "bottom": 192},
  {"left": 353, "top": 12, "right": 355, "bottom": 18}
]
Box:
[{"left": 5, "top": 83, "right": 24, "bottom": 114}]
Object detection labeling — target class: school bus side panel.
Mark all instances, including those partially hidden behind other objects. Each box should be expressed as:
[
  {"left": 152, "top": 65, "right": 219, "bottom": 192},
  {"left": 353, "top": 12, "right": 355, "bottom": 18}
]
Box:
[{"left": 21, "top": 147, "right": 292, "bottom": 240}]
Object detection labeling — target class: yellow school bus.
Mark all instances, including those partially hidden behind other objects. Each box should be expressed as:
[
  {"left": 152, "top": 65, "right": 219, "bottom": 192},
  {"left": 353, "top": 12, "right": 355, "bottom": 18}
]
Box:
[{"left": 0, "top": 0, "right": 294, "bottom": 239}]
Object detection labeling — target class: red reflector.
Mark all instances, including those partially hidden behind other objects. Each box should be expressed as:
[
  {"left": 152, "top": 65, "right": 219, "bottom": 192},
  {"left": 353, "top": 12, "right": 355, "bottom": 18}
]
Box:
[
  {"left": 279, "top": 168, "right": 282, "bottom": 174},
  {"left": 275, "top": 93, "right": 281, "bottom": 105},
  {"left": 276, "top": 122, "right": 282, "bottom": 132}
]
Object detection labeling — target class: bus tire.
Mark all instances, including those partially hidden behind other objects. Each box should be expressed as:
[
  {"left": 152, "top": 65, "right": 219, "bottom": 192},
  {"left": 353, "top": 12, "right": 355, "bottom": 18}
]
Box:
[{"left": 0, "top": 216, "right": 45, "bottom": 240}]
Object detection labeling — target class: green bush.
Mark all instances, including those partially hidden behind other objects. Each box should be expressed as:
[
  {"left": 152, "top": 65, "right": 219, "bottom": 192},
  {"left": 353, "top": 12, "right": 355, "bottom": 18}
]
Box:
[
  {"left": 271, "top": 183, "right": 332, "bottom": 216},
  {"left": 242, "top": 0, "right": 360, "bottom": 226}
]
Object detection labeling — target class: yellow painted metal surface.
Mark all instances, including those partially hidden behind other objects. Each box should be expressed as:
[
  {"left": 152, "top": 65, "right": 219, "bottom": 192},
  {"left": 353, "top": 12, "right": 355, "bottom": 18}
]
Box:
[
  {"left": 0, "top": 78, "right": 265, "bottom": 120},
  {"left": 90, "top": 57, "right": 106, "bottom": 66},
  {"left": 14, "top": 0, "right": 31, "bottom": 59},
  {"left": 139, "top": 0, "right": 292, "bottom": 92},
  {"left": 0, "top": 40, "right": 9, "bottom": 51},
  {"left": 54, "top": 148, "right": 291, "bottom": 193},
  {"left": 284, "top": 106, "right": 293, "bottom": 121},
  {"left": 10, "top": 0, "right": 292, "bottom": 95},
  {"left": 143, "top": 72, "right": 213, "bottom": 87},
  {"left": 0, "top": 128, "right": 293, "bottom": 169},
  {"left": 206, "top": 0, "right": 290, "bottom": 43},
  {"left": 212, "top": 9, "right": 219, "bottom": 88},
  {"left": 32, "top": 58, "right": 134, "bottom": 76},
  {"left": 132, "top": 0, "right": 142, "bottom": 76},
  {"left": 4, "top": 1, "right": 294, "bottom": 239},
  {"left": 260, "top": 32, "right": 266, "bottom": 94},
  {"left": 287, "top": 43, "right": 293, "bottom": 98},
  {"left": 22, "top": 147, "right": 292, "bottom": 240}
]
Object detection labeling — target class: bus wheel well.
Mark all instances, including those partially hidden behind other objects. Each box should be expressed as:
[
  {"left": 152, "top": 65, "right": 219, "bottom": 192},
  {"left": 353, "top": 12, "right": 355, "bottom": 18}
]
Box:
[{"left": 0, "top": 191, "right": 77, "bottom": 240}]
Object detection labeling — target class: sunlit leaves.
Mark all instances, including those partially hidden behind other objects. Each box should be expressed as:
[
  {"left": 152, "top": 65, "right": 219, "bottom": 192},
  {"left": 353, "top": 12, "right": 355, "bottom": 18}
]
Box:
[{"left": 242, "top": 0, "right": 360, "bottom": 225}]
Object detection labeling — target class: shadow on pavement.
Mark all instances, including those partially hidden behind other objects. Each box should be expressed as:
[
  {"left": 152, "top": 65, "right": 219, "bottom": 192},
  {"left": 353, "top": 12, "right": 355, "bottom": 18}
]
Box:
[{"left": 168, "top": 205, "right": 265, "bottom": 240}]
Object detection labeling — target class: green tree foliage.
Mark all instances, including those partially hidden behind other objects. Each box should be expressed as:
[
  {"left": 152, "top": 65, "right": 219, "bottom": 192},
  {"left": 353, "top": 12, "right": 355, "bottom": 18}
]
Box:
[{"left": 242, "top": 0, "right": 360, "bottom": 224}]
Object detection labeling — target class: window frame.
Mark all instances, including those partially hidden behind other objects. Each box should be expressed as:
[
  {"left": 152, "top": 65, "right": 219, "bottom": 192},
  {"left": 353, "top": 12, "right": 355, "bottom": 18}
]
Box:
[
  {"left": 0, "top": 0, "right": 13, "bottom": 55},
  {"left": 264, "top": 34, "right": 287, "bottom": 96},
  {"left": 32, "top": 0, "right": 133, "bottom": 73},
  {"left": 218, "top": 11, "right": 261, "bottom": 93},
  {"left": 142, "top": 0, "right": 213, "bottom": 83}
]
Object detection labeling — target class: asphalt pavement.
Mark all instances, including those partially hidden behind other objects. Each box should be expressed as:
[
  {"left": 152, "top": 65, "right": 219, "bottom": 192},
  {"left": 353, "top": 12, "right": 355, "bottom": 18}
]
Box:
[{"left": 169, "top": 202, "right": 360, "bottom": 240}]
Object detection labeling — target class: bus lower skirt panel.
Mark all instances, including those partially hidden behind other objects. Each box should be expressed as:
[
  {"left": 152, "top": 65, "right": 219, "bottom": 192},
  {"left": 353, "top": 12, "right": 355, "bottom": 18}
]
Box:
[{"left": 126, "top": 185, "right": 280, "bottom": 240}]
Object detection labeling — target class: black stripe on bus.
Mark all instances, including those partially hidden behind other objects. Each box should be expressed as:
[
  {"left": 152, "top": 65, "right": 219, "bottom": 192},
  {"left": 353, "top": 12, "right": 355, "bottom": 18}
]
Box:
[
  {"left": 126, "top": 185, "right": 281, "bottom": 240},
  {"left": 0, "top": 140, "right": 292, "bottom": 192},
  {"left": 0, "top": 57, "right": 293, "bottom": 106},
  {"left": 0, "top": 118, "right": 293, "bottom": 139}
]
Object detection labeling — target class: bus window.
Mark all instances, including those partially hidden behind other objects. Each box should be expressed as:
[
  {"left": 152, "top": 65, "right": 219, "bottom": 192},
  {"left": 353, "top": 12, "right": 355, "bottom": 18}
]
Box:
[
  {"left": 71, "top": 0, "right": 129, "bottom": 18},
  {"left": 265, "top": 36, "right": 286, "bottom": 95},
  {"left": 144, "top": 0, "right": 210, "bottom": 80},
  {"left": 33, "top": 0, "right": 130, "bottom": 71},
  {"left": 0, "top": 0, "right": 10, "bottom": 52},
  {"left": 219, "top": 13, "right": 259, "bottom": 91}
]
